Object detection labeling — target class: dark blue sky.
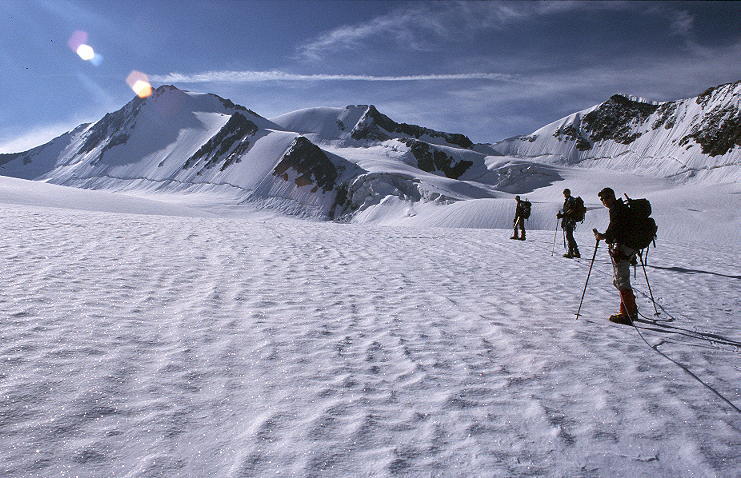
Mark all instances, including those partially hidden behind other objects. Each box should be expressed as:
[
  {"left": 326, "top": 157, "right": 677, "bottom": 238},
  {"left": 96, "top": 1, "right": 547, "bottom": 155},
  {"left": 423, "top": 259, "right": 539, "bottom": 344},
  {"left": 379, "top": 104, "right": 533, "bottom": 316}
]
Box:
[{"left": 1, "top": 0, "right": 739, "bottom": 152}]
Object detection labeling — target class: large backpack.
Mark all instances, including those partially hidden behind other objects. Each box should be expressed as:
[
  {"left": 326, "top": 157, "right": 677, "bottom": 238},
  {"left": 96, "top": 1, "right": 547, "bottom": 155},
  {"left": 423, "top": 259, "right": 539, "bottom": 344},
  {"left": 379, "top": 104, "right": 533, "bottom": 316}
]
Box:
[
  {"left": 623, "top": 197, "right": 658, "bottom": 249},
  {"left": 572, "top": 196, "right": 587, "bottom": 222},
  {"left": 521, "top": 200, "right": 532, "bottom": 219}
]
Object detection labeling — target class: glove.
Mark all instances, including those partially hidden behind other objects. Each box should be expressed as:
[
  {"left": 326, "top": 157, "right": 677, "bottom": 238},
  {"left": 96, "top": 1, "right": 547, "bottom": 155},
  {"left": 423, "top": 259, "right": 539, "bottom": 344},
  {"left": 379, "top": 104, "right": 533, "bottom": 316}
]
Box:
[{"left": 556, "top": 213, "right": 563, "bottom": 219}]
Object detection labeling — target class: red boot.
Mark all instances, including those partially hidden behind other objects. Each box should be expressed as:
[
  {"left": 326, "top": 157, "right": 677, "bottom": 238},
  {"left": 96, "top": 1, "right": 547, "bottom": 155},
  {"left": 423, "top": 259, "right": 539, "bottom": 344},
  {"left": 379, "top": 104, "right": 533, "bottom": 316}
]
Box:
[
  {"left": 609, "top": 289, "right": 637, "bottom": 325},
  {"left": 620, "top": 289, "right": 638, "bottom": 322}
]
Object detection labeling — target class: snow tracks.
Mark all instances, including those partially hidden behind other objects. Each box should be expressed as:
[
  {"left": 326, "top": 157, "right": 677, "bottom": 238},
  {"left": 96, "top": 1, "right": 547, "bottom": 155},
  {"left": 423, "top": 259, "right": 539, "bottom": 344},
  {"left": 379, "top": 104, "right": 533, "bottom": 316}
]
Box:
[{"left": 0, "top": 203, "right": 738, "bottom": 477}]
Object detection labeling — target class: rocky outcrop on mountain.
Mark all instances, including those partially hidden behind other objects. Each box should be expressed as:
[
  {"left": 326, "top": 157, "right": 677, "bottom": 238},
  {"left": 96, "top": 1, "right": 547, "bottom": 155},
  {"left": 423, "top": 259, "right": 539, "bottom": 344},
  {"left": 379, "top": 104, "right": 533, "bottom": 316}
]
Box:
[
  {"left": 272, "top": 137, "right": 340, "bottom": 192},
  {"left": 651, "top": 102, "right": 679, "bottom": 130},
  {"left": 351, "top": 105, "right": 473, "bottom": 149},
  {"left": 401, "top": 139, "right": 474, "bottom": 179},
  {"left": 237, "top": 136, "right": 369, "bottom": 219},
  {"left": 553, "top": 120, "right": 592, "bottom": 151},
  {"left": 678, "top": 87, "right": 740, "bottom": 157},
  {"left": 552, "top": 95, "right": 660, "bottom": 150},
  {"left": 184, "top": 113, "right": 258, "bottom": 172},
  {"left": 79, "top": 97, "right": 145, "bottom": 157},
  {"left": 581, "top": 94, "right": 659, "bottom": 146}
]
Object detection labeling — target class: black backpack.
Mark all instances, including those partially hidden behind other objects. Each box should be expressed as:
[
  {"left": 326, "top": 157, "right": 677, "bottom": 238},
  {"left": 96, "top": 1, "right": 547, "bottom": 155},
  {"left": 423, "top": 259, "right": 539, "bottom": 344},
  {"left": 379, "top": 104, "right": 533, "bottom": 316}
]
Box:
[
  {"left": 624, "top": 197, "right": 658, "bottom": 249},
  {"left": 521, "top": 200, "right": 532, "bottom": 219},
  {"left": 572, "top": 196, "right": 587, "bottom": 222}
]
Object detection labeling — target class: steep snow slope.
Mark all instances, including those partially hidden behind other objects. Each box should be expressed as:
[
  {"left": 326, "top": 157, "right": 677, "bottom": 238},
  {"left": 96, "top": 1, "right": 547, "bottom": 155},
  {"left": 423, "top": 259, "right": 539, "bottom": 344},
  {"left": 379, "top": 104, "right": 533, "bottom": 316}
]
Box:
[
  {"left": 492, "top": 82, "right": 740, "bottom": 183},
  {"left": 270, "top": 105, "right": 369, "bottom": 139}
]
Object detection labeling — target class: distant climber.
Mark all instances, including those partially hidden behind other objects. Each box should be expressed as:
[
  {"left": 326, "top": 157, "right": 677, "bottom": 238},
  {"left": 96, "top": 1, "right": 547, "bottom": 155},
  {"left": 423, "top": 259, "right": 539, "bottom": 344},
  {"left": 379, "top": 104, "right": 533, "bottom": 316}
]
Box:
[
  {"left": 510, "top": 195, "right": 530, "bottom": 241},
  {"left": 556, "top": 188, "right": 582, "bottom": 258},
  {"left": 593, "top": 187, "right": 638, "bottom": 325}
]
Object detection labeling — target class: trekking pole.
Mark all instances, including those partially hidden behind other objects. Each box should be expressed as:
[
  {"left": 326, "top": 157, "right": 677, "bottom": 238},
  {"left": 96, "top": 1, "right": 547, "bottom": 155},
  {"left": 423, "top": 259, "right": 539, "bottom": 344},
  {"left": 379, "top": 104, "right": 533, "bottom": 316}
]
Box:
[
  {"left": 638, "top": 251, "right": 660, "bottom": 317},
  {"left": 551, "top": 218, "right": 559, "bottom": 256},
  {"left": 575, "top": 235, "right": 600, "bottom": 319}
]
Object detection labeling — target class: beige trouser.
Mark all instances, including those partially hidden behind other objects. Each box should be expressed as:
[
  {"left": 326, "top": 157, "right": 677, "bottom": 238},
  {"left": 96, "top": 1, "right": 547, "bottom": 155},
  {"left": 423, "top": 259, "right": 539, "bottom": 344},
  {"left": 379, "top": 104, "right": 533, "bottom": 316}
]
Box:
[
  {"left": 513, "top": 217, "right": 525, "bottom": 236},
  {"left": 610, "top": 244, "right": 637, "bottom": 291}
]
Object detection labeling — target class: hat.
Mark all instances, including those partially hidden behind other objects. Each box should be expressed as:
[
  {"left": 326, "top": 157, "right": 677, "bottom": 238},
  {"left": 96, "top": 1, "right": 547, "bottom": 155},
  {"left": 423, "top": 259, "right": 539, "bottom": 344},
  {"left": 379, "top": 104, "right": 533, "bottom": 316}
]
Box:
[
  {"left": 514, "top": 195, "right": 521, "bottom": 201},
  {"left": 563, "top": 188, "right": 571, "bottom": 194}
]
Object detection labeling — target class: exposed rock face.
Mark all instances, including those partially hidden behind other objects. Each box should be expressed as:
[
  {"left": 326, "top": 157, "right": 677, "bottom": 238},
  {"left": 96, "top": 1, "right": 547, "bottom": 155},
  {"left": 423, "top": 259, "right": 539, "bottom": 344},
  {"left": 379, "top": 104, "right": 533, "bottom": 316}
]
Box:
[
  {"left": 679, "top": 105, "right": 740, "bottom": 157},
  {"left": 351, "top": 105, "right": 473, "bottom": 149},
  {"left": 652, "top": 102, "right": 679, "bottom": 130},
  {"left": 401, "top": 139, "right": 473, "bottom": 179},
  {"left": 184, "top": 113, "right": 258, "bottom": 171},
  {"left": 553, "top": 122, "right": 592, "bottom": 151},
  {"left": 79, "top": 97, "right": 146, "bottom": 155},
  {"left": 264, "top": 136, "right": 373, "bottom": 219},
  {"left": 551, "top": 95, "right": 661, "bottom": 149},
  {"left": 582, "top": 94, "right": 659, "bottom": 145},
  {"left": 273, "top": 137, "right": 339, "bottom": 192}
]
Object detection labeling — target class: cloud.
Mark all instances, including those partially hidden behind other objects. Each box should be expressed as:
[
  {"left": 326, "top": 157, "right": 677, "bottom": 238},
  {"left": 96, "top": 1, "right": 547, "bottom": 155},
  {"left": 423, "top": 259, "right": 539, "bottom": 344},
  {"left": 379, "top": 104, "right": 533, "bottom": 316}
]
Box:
[
  {"left": 150, "top": 70, "right": 519, "bottom": 84},
  {"left": 294, "top": 1, "right": 624, "bottom": 61},
  {"left": 296, "top": 8, "right": 447, "bottom": 61},
  {"left": 0, "top": 122, "right": 83, "bottom": 154},
  {"left": 294, "top": 1, "right": 708, "bottom": 62},
  {"left": 447, "top": 41, "right": 741, "bottom": 117},
  {"left": 669, "top": 10, "right": 694, "bottom": 36}
]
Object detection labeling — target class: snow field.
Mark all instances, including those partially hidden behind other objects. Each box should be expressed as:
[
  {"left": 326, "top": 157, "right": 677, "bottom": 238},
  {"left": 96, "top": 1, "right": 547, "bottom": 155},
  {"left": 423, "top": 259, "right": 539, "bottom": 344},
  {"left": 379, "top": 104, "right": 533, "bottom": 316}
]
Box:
[{"left": 1, "top": 202, "right": 738, "bottom": 477}]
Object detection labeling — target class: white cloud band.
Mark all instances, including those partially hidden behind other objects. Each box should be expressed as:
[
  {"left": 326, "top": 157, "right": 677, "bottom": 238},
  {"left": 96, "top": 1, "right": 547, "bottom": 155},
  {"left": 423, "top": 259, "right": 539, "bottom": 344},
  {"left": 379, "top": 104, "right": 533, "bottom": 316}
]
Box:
[{"left": 150, "top": 70, "right": 518, "bottom": 84}]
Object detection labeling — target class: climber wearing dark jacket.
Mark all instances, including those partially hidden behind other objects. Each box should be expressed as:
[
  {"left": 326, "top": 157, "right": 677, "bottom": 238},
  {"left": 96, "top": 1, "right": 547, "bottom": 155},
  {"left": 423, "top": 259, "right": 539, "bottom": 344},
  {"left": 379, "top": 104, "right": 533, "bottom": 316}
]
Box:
[{"left": 593, "top": 187, "right": 637, "bottom": 325}]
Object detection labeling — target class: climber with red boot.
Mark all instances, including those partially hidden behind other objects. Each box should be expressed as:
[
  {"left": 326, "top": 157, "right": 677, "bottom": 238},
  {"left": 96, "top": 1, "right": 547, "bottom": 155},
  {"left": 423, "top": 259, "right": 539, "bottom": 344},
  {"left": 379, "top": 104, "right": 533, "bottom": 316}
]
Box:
[{"left": 593, "top": 187, "right": 638, "bottom": 325}]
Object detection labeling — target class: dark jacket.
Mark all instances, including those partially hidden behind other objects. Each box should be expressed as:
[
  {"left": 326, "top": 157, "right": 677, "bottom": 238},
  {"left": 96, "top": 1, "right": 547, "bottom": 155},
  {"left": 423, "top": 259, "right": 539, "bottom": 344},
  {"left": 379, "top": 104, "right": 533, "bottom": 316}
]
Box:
[
  {"left": 604, "top": 199, "right": 631, "bottom": 244},
  {"left": 514, "top": 201, "right": 528, "bottom": 219},
  {"left": 561, "top": 196, "right": 577, "bottom": 227}
]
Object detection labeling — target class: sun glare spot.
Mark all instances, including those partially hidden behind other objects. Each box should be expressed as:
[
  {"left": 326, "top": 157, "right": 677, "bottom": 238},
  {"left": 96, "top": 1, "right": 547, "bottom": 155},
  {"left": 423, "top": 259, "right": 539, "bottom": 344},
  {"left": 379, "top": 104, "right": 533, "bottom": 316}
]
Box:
[
  {"left": 133, "top": 80, "right": 153, "bottom": 98},
  {"left": 76, "top": 44, "right": 95, "bottom": 61},
  {"left": 127, "top": 71, "right": 153, "bottom": 98}
]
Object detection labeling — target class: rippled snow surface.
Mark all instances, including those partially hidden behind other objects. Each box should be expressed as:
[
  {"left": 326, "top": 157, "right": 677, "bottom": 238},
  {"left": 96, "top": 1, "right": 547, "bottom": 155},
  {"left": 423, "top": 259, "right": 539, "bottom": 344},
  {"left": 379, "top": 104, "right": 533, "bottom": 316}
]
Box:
[{"left": 1, "top": 203, "right": 739, "bottom": 477}]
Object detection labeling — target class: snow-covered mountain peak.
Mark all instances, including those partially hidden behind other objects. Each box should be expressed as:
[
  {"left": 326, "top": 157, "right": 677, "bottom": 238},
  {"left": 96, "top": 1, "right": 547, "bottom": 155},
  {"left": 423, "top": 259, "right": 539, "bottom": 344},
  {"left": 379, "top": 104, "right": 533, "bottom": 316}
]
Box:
[
  {"left": 493, "top": 82, "right": 740, "bottom": 183},
  {"left": 269, "top": 105, "right": 369, "bottom": 139},
  {"left": 1, "top": 80, "right": 738, "bottom": 225},
  {"left": 270, "top": 104, "right": 473, "bottom": 149},
  {"left": 350, "top": 104, "right": 474, "bottom": 149},
  {"left": 612, "top": 93, "right": 662, "bottom": 106}
]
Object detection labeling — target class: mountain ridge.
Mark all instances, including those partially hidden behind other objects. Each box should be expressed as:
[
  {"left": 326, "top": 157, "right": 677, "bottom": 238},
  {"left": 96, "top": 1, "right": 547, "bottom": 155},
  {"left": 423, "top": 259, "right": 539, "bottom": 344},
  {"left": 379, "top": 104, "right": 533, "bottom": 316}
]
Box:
[
  {"left": 492, "top": 81, "right": 739, "bottom": 183},
  {"left": 1, "top": 81, "right": 738, "bottom": 220}
]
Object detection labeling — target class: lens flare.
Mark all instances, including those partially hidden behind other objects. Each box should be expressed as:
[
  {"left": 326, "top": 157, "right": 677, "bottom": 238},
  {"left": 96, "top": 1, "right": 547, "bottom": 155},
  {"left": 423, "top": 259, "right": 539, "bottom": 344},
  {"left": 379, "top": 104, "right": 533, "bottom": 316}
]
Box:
[
  {"left": 76, "top": 44, "right": 95, "bottom": 61},
  {"left": 126, "top": 71, "right": 153, "bottom": 98},
  {"left": 132, "top": 80, "right": 153, "bottom": 98},
  {"left": 67, "top": 30, "right": 88, "bottom": 53},
  {"left": 68, "top": 31, "right": 103, "bottom": 65},
  {"left": 90, "top": 53, "right": 104, "bottom": 67}
]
